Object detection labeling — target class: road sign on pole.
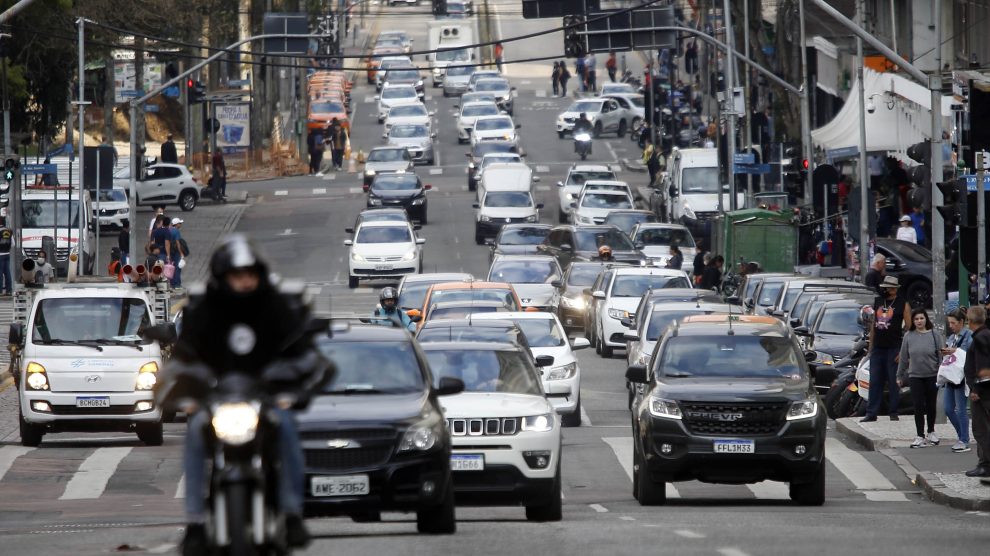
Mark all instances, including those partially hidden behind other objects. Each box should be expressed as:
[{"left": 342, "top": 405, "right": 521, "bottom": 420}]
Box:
[
  {"left": 580, "top": 6, "right": 675, "bottom": 53},
  {"left": 263, "top": 13, "right": 309, "bottom": 55},
  {"left": 522, "top": 0, "right": 594, "bottom": 19}
]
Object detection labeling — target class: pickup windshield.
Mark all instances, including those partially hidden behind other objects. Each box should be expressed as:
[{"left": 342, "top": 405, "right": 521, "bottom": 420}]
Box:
[{"left": 32, "top": 297, "right": 152, "bottom": 344}]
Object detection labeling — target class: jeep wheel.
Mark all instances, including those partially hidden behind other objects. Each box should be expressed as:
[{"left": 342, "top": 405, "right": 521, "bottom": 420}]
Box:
[
  {"left": 136, "top": 421, "right": 164, "bottom": 446},
  {"left": 634, "top": 448, "right": 666, "bottom": 505},
  {"left": 789, "top": 461, "right": 825, "bottom": 506},
  {"left": 19, "top": 414, "right": 42, "bottom": 447},
  {"left": 417, "top": 477, "right": 456, "bottom": 534},
  {"left": 178, "top": 191, "right": 197, "bottom": 212},
  {"left": 525, "top": 466, "right": 562, "bottom": 521}
]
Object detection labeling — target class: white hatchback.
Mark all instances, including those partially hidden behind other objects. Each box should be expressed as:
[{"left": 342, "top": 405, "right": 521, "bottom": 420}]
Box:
[
  {"left": 376, "top": 84, "right": 421, "bottom": 122},
  {"left": 344, "top": 220, "right": 425, "bottom": 288},
  {"left": 470, "top": 115, "right": 519, "bottom": 146}
]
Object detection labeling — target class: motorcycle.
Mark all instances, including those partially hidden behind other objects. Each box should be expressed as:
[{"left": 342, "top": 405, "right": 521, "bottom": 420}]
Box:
[
  {"left": 620, "top": 69, "right": 641, "bottom": 89},
  {"left": 574, "top": 132, "right": 593, "bottom": 160},
  {"left": 821, "top": 337, "right": 869, "bottom": 419}
]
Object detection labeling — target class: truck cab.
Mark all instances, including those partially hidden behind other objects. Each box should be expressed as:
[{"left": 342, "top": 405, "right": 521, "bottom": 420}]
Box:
[
  {"left": 20, "top": 185, "right": 95, "bottom": 276},
  {"left": 10, "top": 279, "right": 172, "bottom": 446},
  {"left": 658, "top": 148, "right": 743, "bottom": 237},
  {"left": 428, "top": 22, "right": 476, "bottom": 87}
]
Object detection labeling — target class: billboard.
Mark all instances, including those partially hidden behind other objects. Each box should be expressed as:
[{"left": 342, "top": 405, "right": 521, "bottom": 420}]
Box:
[{"left": 214, "top": 103, "right": 251, "bottom": 154}]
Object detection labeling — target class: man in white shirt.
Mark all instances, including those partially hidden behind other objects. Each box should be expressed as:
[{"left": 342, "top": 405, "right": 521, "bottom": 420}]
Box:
[{"left": 896, "top": 215, "right": 917, "bottom": 243}]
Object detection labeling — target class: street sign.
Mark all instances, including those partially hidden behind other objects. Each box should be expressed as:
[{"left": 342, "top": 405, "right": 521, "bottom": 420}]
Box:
[
  {"left": 826, "top": 146, "right": 859, "bottom": 160},
  {"left": 521, "top": 0, "right": 593, "bottom": 19},
  {"left": 46, "top": 144, "right": 72, "bottom": 158},
  {"left": 733, "top": 152, "right": 755, "bottom": 165},
  {"left": 163, "top": 86, "right": 180, "bottom": 98},
  {"left": 582, "top": 6, "right": 674, "bottom": 54},
  {"left": 144, "top": 104, "right": 159, "bottom": 113},
  {"left": 263, "top": 12, "right": 309, "bottom": 55},
  {"left": 962, "top": 174, "right": 990, "bottom": 191},
  {"left": 119, "top": 89, "right": 140, "bottom": 98},
  {"left": 734, "top": 164, "right": 771, "bottom": 175},
  {"left": 20, "top": 163, "right": 57, "bottom": 176}
]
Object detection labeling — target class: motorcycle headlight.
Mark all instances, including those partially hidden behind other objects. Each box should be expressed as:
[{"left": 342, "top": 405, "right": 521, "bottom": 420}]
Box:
[
  {"left": 521, "top": 413, "right": 554, "bottom": 432},
  {"left": 402, "top": 250, "right": 417, "bottom": 261},
  {"left": 351, "top": 252, "right": 366, "bottom": 262},
  {"left": 786, "top": 399, "right": 819, "bottom": 421},
  {"left": 365, "top": 169, "right": 376, "bottom": 177},
  {"left": 608, "top": 308, "right": 629, "bottom": 320},
  {"left": 135, "top": 361, "right": 159, "bottom": 391},
  {"left": 211, "top": 401, "right": 260, "bottom": 446},
  {"left": 649, "top": 397, "right": 682, "bottom": 420},
  {"left": 574, "top": 133, "right": 592, "bottom": 141},
  {"left": 547, "top": 362, "right": 577, "bottom": 380},
  {"left": 480, "top": 215, "right": 491, "bottom": 222},
  {"left": 416, "top": 80, "right": 423, "bottom": 87}
]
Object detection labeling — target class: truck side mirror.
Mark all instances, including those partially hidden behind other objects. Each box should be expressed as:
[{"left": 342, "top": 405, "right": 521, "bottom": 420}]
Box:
[{"left": 8, "top": 323, "right": 23, "bottom": 346}]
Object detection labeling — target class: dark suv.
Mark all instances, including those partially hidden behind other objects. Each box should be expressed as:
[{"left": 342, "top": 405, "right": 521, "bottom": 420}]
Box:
[
  {"left": 297, "top": 323, "right": 464, "bottom": 533},
  {"left": 626, "top": 314, "right": 826, "bottom": 506},
  {"left": 537, "top": 224, "right": 646, "bottom": 270}
]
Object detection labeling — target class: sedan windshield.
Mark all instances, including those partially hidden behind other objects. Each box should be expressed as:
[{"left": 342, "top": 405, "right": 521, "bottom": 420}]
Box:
[
  {"left": 386, "top": 69, "right": 419, "bottom": 81},
  {"left": 390, "top": 124, "right": 429, "bottom": 139},
  {"left": 657, "top": 335, "right": 805, "bottom": 380},
  {"left": 514, "top": 319, "right": 566, "bottom": 348},
  {"left": 489, "top": 260, "right": 559, "bottom": 283},
  {"left": 485, "top": 191, "right": 532, "bottom": 207},
  {"left": 389, "top": 105, "right": 427, "bottom": 117},
  {"left": 319, "top": 341, "right": 424, "bottom": 394},
  {"left": 355, "top": 226, "right": 412, "bottom": 243},
  {"left": 368, "top": 149, "right": 408, "bottom": 162},
  {"left": 462, "top": 104, "right": 500, "bottom": 117},
  {"left": 475, "top": 118, "right": 512, "bottom": 131},
  {"left": 611, "top": 274, "right": 691, "bottom": 297},
  {"left": 757, "top": 282, "right": 786, "bottom": 307},
  {"left": 358, "top": 211, "right": 407, "bottom": 225},
  {"left": 574, "top": 229, "right": 636, "bottom": 251},
  {"left": 32, "top": 297, "right": 151, "bottom": 344},
  {"left": 634, "top": 227, "right": 696, "bottom": 247},
  {"left": 372, "top": 175, "right": 420, "bottom": 190},
  {"left": 382, "top": 87, "right": 416, "bottom": 99},
  {"left": 498, "top": 227, "right": 549, "bottom": 245},
  {"left": 581, "top": 193, "right": 632, "bottom": 209},
  {"left": 425, "top": 349, "right": 543, "bottom": 395},
  {"left": 817, "top": 307, "right": 863, "bottom": 336}
]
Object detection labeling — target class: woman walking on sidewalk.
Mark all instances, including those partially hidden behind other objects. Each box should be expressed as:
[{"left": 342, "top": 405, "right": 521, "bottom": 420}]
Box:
[
  {"left": 942, "top": 309, "right": 973, "bottom": 452},
  {"left": 897, "top": 309, "right": 944, "bottom": 448},
  {"left": 551, "top": 62, "right": 560, "bottom": 97}
]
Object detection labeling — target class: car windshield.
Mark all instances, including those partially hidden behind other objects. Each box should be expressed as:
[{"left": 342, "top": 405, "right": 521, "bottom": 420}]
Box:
[
  {"left": 319, "top": 341, "right": 424, "bottom": 394},
  {"left": 489, "top": 260, "right": 559, "bottom": 283},
  {"left": 387, "top": 69, "right": 419, "bottom": 81},
  {"left": 355, "top": 226, "right": 412, "bottom": 243},
  {"left": 462, "top": 104, "right": 500, "bottom": 117},
  {"left": 634, "top": 227, "right": 696, "bottom": 247},
  {"left": 372, "top": 175, "right": 419, "bottom": 190},
  {"left": 390, "top": 125, "right": 429, "bottom": 139},
  {"left": 382, "top": 87, "right": 416, "bottom": 99},
  {"left": 376, "top": 39, "right": 403, "bottom": 48},
  {"left": 419, "top": 325, "right": 522, "bottom": 344},
  {"left": 485, "top": 191, "right": 532, "bottom": 207},
  {"left": 476, "top": 81, "right": 509, "bottom": 92},
  {"left": 612, "top": 274, "right": 690, "bottom": 297},
  {"left": 757, "top": 282, "right": 786, "bottom": 306},
  {"left": 475, "top": 118, "right": 512, "bottom": 131},
  {"left": 311, "top": 102, "right": 344, "bottom": 113},
  {"left": 446, "top": 65, "right": 474, "bottom": 76},
  {"left": 89, "top": 189, "right": 127, "bottom": 203},
  {"left": 436, "top": 48, "right": 470, "bottom": 62},
  {"left": 567, "top": 170, "right": 616, "bottom": 185},
  {"left": 574, "top": 229, "right": 636, "bottom": 251},
  {"left": 514, "top": 319, "right": 566, "bottom": 348},
  {"left": 368, "top": 149, "right": 408, "bottom": 162},
  {"left": 498, "top": 227, "right": 549, "bottom": 246},
  {"left": 430, "top": 288, "right": 519, "bottom": 309},
  {"left": 470, "top": 72, "right": 499, "bottom": 83},
  {"left": 22, "top": 199, "right": 80, "bottom": 228},
  {"left": 606, "top": 213, "right": 656, "bottom": 235},
  {"left": 429, "top": 305, "right": 504, "bottom": 319},
  {"left": 425, "top": 349, "right": 543, "bottom": 395},
  {"left": 32, "top": 297, "right": 152, "bottom": 344},
  {"left": 567, "top": 265, "right": 605, "bottom": 286},
  {"left": 483, "top": 155, "right": 522, "bottom": 168},
  {"left": 389, "top": 105, "right": 427, "bottom": 117},
  {"left": 581, "top": 193, "right": 632, "bottom": 209},
  {"left": 817, "top": 307, "right": 863, "bottom": 335},
  {"left": 657, "top": 335, "right": 805, "bottom": 379},
  {"left": 681, "top": 166, "right": 722, "bottom": 194},
  {"left": 570, "top": 101, "right": 603, "bottom": 113}
]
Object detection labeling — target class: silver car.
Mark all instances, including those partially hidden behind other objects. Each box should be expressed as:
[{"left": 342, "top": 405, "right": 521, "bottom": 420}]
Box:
[
  {"left": 386, "top": 124, "right": 436, "bottom": 165},
  {"left": 442, "top": 64, "right": 474, "bottom": 97},
  {"left": 363, "top": 147, "right": 413, "bottom": 186}
]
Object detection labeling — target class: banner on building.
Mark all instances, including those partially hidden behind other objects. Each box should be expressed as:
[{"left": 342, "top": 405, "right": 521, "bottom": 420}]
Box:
[{"left": 114, "top": 62, "right": 164, "bottom": 103}]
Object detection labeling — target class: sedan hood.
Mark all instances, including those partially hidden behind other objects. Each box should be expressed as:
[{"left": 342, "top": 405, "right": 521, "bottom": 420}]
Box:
[
  {"left": 366, "top": 161, "right": 410, "bottom": 173},
  {"left": 296, "top": 391, "right": 426, "bottom": 425},
  {"left": 473, "top": 129, "right": 517, "bottom": 143},
  {"left": 656, "top": 377, "right": 812, "bottom": 402},
  {"left": 512, "top": 283, "right": 558, "bottom": 307},
  {"left": 440, "top": 392, "right": 552, "bottom": 418},
  {"left": 352, "top": 242, "right": 416, "bottom": 257},
  {"left": 387, "top": 137, "right": 431, "bottom": 150}
]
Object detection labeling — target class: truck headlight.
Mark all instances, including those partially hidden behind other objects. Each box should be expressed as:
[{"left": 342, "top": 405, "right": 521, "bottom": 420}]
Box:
[
  {"left": 521, "top": 413, "right": 554, "bottom": 432},
  {"left": 211, "top": 401, "right": 260, "bottom": 446},
  {"left": 547, "top": 362, "right": 577, "bottom": 380},
  {"left": 25, "top": 361, "right": 49, "bottom": 391},
  {"left": 786, "top": 399, "right": 819, "bottom": 421},
  {"left": 135, "top": 361, "right": 159, "bottom": 391},
  {"left": 608, "top": 308, "right": 629, "bottom": 320},
  {"left": 648, "top": 397, "right": 682, "bottom": 420}
]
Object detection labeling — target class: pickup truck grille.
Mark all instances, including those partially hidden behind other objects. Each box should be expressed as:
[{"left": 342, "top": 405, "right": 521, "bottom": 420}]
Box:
[{"left": 680, "top": 401, "right": 788, "bottom": 436}]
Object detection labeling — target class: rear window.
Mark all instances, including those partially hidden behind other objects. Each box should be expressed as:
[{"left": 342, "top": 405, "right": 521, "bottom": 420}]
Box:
[
  {"left": 489, "top": 260, "right": 559, "bottom": 283},
  {"left": 757, "top": 282, "right": 786, "bottom": 306},
  {"left": 574, "top": 228, "right": 636, "bottom": 252},
  {"left": 816, "top": 307, "right": 863, "bottom": 336},
  {"left": 633, "top": 227, "right": 695, "bottom": 247},
  {"left": 611, "top": 274, "right": 691, "bottom": 297},
  {"left": 418, "top": 326, "right": 522, "bottom": 344},
  {"left": 514, "top": 319, "right": 566, "bottom": 348},
  {"left": 429, "top": 288, "right": 519, "bottom": 310},
  {"left": 498, "top": 227, "right": 549, "bottom": 246},
  {"left": 581, "top": 193, "right": 632, "bottom": 209}
]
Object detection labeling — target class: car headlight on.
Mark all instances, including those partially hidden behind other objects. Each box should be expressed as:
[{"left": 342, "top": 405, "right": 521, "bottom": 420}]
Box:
[
  {"left": 402, "top": 250, "right": 417, "bottom": 261},
  {"left": 608, "top": 308, "right": 629, "bottom": 320},
  {"left": 433, "top": 68, "right": 442, "bottom": 76},
  {"left": 135, "top": 361, "right": 159, "bottom": 391},
  {"left": 649, "top": 397, "right": 682, "bottom": 420},
  {"left": 547, "top": 362, "right": 577, "bottom": 380},
  {"left": 351, "top": 252, "right": 366, "bottom": 262},
  {"left": 25, "top": 361, "right": 49, "bottom": 391},
  {"left": 521, "top": 413, "right": 554, "bottom": 432},
  {"left": 480, "top": 215, "right": 491, "bottom": 222},
  {"left": 560, "top": 295, "right": 585, "bottom": 310},
  {"left": 211, "top": 401, "right": 261, "bottom": 446},
  {"left": 365, "top": 169, "right": 376, "bottom": 177},
  {"left": 786, "top": 399, "right": 819, "bottom": 421},
  {"left": 526, "top": 215, "right": 538, "bottom": 222}
]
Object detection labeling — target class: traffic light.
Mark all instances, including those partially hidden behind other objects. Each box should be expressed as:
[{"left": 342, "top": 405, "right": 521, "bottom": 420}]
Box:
[
  {"left": 936, "top": 179, "right": 972, "bottom": 227},
  {"left": 563, "top": 15, "right": 586, "bottom": 58},
  {"left": 432, "top": 0, "right": 447, "bottom": 16},
  {"left": 906, "top": 140, "right": 931, "bottom": 186},
  {"left": 187, "top": 79, "right": 206, "bottom": 104},
  {"left": 3, "top": 156, "right": 18, "bottom": 183}
]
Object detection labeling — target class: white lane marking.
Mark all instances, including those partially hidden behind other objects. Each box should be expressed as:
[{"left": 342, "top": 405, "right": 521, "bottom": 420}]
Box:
[
  {"left": 148, "top": 544, "right": 178, "bottom": 554},
  {"left": 460, "top": 185, "right": 469, "bottom": 191},
  {"left": 535, "top": 89, "right": 547, "bottom": 98},
  {"left": 174, "top": 474, "right": 185, "bottom": 498},
  {"left": 605, "top": 141, "right": 618, "bottom": 162},
  {"left": 274, "top": 190, "right": 288, "bottom": 196},
  {"left": 745, "top": 481, "right": 790, "bottom": 500},
  {"left": 429, "top": 168, "right": 443, "bottom": 175},
  {"left": 674, "top": 530, "right": 706, "bottom": 539},
  {"left": 521, "top": 80, "right": 532, "bottom": 85},
  {"left": 535, "top": 185, "right": 551, "bottom": 192},
  {"left": 535, "top": 165, "right": 550, "bottom": 173},
  {"left": 0, "top": 446, "right": 34, "bottom": 482},
  {"left": 824, "top": 438, "right": 899, "bottom": 491},
  {"left": 313, "top": 188, "right": 327, "bottom": 194},
  {"left": 865, "top": 490, "right": 910, "bottom": 502},
  {"left": 717, "top": 549, "right": 751, "bottom": 556},
  {"left": 348, "top": 187, "right": 364, "bottom": 194},
  {"left": 589, "top": 503, "right": 608, "bottom": 513},
  {"left": 322, "top": 173, "right": 336, "bottom": 181},
  {"left": 579, "top": 404, "right": 592, "bottom": 426},
  {"left": 619, "top": 516, "right": 635, "bottom": 521},
  {"left": 278, "top": 228, "right": 297, "bottom": 236},
  {"left": 59, "top": 447, "right": 132, "bottom": 500},
  {"left": 363, "top": 95, "right": 375, "bottom": 104},
  {"left": 453, "top": 236, "right": 460, "bottom": 244},
  {"left": 602, "top": 437, "right": 680, "bottom": 498}
]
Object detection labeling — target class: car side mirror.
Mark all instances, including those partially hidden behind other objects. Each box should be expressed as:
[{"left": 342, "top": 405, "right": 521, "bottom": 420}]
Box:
[
  {"left": 416, "top": 238, "right": 426, "bottom": 245},
  {"left": 794, "top": 326, "right": 810, "bottom": 336},
  {"left": 429, "top": 110, "right": 436, "bottom": 117},
  {"left": 789, "top": 318, "right": 801, "bottom": 328},
  {"left": 344, "top": 239, "right": 353, "bottom": 246},
  {"left": 744, "top": 297, "right": 754, "bottom": 308},
  {"left": 515, "top": 124, "right": 522, "bottom": 129},
  {"left": 437, "top": 376, "right": 465, "bottom": 396},
  {"left": 141, "top": 322, "right": 177, "bottom": 345},
  {"left": 382, "top": 132, "right": 388, "bottom": 139},
  {"left": 465, "top": 152, "right": 472, "bottom": 159},
  {"left": 373, "top": 95, "right": 380, "bottom": 101},
  {"left": 726, "top": 295, "right": 740, "bottom": 305},
  {"left": 532, "top": 176, "right": 541, "bottom": 183},
  {"left": 623, "top": 331, "right": 639, "bottom": 342},
  {"left": 8, "top": 323, "right": 23, "bottom": 346},
  {"left": 484, "top": 237, "right": 495, "bottom": 245},
  {"left": 535, "top": 355, "right": 555, "bottom": 367},
  {"left": 625, "top": 364, "right": 648, "bottom": 384},
  {"left": 345, "top": 227, "right": 354, "bottom": 234},
  {"left": 569, "top": 202, "right": 577, "bottom": 208},
  {"left": 536, "top": 203, "right": 545, "bottom": 209},
  {"left": 413, "top": 224, "right": 422, "bottom": 230},
  {"left": 592, "top": 290, "right": 606, "bottom": 299},
  {"left": 556, "top": 181, "right": 564, "bottom": 187},
  {"left": 570, "top": 337, "right": 591, "bottom": 350},
  {"left": 472, "top": 202, "right": 480, "bottom": 209},
  {"left": 550, "top": 279, "right": 563, "bottom": 289}
]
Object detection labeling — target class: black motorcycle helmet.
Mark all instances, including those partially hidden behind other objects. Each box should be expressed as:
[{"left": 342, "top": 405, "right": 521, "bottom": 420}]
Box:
[
  {"left": 209, "top": 234, "right": 272, "bottom": 296},
  {"left": 380, "top": 287, "right": 399, "bottom": 310}
]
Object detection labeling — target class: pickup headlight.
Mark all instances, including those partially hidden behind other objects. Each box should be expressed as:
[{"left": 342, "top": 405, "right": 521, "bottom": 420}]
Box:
[
  {"left": 399, "top": 417, "right": 442, "bottom": 452},
  {"left": 402, "top": 250, "right": 417, "bottom": 261},
  {"left": 786, "top": 399, "right": 819, "bottom": 421},
  {"left": 211, "top": 401, "right": 260, "bottom": 446},
  {"left": 25, "top": 361, "right": 49, "bottom": 391},
  {"left": 608, "top": 308, "right": 629, "bottom": 320},
  {"left": 521, "top": 413, "right": 554, "bottom": 432},
  {"left": 351, "top": 252, "right": 366, "bottom": 262},
  {"left": 547, "top": 362, "right": 577, "bottom": 380},
  {"left": 649, "top": 397, "right": 682, "bottom": 420},
  {"left": 135, "top": 361, "right": 159, "bottom": 390}
]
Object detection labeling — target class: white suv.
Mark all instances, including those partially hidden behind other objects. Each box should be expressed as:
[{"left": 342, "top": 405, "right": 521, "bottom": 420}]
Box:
[
  {"left": 344, "top": 220, "right": 425, "bottom": 288},
  {"left": 422, "top": 341, "right": 563, "bottom": 521},
  {"left": 114, "top": 163, "right": 201, "bottom": 211},
  {"left": 556, "top": 97, "right": 633, "bottom": 138}
]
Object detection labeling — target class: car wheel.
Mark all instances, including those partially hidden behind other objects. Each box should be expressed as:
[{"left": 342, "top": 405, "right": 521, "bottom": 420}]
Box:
[
  {"left": 348, "top": 275, "right": 359, "bottom": 288},
  {"left": 19, "top": 413, "right": 42, "bottom": 447},
  {"left": 630, "top": 117, "right": 642, "bottom": 141},
  {"left": 789, "top": 461, "right": 825, "bottom": 506},
  {"left": 136, "top": 421, "right": 164, "bottom": 446},
  {"left": 593, "top": 122, "right": 603, "bottom": 138},
  {"left": 416, "top": 476, "right": 456, "bottom": 534},
  {"left": 561, "top": 397, "right": 582, "bottom": 427},
  {"left": 601, "top": 340, "right": 613, "bottom": 358},
  {"left": 558, "top": 131, "right": 565, "bottom": 139},
  {"left": 635, "top": 447, "right": 667, "bottom": 505},
  {"left": 617, "top": 119, "right": 627, "bottom": 137},
  {"left": 906, "top": 280, "right": 933, "bottom": 309},
  {"left": 594, "top": 335, "right": 602, "bottom": 355},
  {"left": 558, "top": 208, "right": 568, "bottom": 223},
  {"left": 178, "top": 191, "right": 197, "bottom": 211},
  {"left": 525, "top": 465, "right": 562, "bottom": 521}
]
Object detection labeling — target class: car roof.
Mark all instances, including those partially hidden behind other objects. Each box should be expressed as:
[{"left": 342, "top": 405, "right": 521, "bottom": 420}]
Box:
[
  {"left": 420, "top": 318, "right": 518, "bottom": 329},
  {"left": 476, "top": 77, "right": 509, "bottom": 85},
  {"left": 319, "top": 323, "right": 412, "bottom": 342},
  {"left": 500, "top": 223, "right": 552, "bottom": 231},
  {"left": 612, "top": 267, "right": 685, "bottom": 276},
  {"left": 403, "top": 272, "right": 474, "bottom": 284},
  {"left": 634, "top": 222, "right": 690, "bottom": 229},
  {"left": 357, "top": 220, "right": 412, "bottom": 228},
  {"left": 582, "top": 189, "right": 630, "bottom": 196},
  {"left": 474, "top": 115, "right": 512, "bottom": 122},
  {"left": 648, "top": 301, "right": 734, "bottom": 312},
  {"left": 583, "top": 180, "right": 629, "bottom": 186},
  {"left": 677, "top": 314, "right": 788, "bottom": 333},
  {"left": 606, "top": 209, "right": 654, "bottom": 216},
  {"left": 491, "top": 254, "right": 558, "bottom": 263}
]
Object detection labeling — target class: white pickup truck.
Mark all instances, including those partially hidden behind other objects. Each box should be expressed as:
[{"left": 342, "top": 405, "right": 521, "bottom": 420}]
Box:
[{"left": 9, "top": 278, "right": 172, "bottom": 446}]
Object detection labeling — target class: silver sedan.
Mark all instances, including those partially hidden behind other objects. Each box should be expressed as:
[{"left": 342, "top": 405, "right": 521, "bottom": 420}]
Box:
[{"left": 386, "top": 124, "right": 436, "bottom": 165}]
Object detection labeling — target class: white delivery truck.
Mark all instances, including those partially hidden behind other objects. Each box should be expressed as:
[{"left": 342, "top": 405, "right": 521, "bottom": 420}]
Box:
[
  {"left": 428, "top": 21, "right": 476, "bottom": 87},
  {"left": 662, "top": 147, "right": 744, "bottom": 232},
  {"left": 473, "top": 163, "right": 542, "bottom": 244},
  {"left": 20, "top": 185, "right": 96, "bottom": 276},
  {"left": 9, "top": 277, "right": 172, "bottom": 446}
]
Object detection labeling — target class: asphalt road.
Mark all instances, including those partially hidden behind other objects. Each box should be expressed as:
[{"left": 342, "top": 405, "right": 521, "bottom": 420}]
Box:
[{"left": 0, "top": 4, "right": 987, "bottom": 555}]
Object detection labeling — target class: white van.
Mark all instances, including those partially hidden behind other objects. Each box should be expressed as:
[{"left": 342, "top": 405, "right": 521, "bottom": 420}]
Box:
[
  {"left": 473, "top": 169, "right": 543, "bottom": 245},
  {"left": 663, "top": 148, "right": 743, "bottom": 225},
  {"left": 477, "top": 162, "right": 535, "bottom": 204}
]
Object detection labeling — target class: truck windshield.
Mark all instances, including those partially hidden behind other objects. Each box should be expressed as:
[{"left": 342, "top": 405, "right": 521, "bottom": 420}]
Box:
[
  {"left": 22, "top": 199, "right": 81, "bottom": 228},
  {"left": 436, "top": 48, "right": 470, "bottom": 62},
  {"left": 32, "top": 298, "right": 152, "bottom": 344},
  {"left": 680, "top": 166, "right": 722, "bottom": 194}
]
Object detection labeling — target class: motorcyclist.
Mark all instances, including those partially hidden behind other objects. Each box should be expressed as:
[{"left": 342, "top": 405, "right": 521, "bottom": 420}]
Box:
[
  {"left": 598, "top": 245, "right": 615, "bottom": 262},
  {"left": 573, "top": 112, "right": 593, "bottom": 136},
  {"left": 372, "top": 286, "right": 416, "bottom": 332},
  {"left": 162, "top": 235, "right": 330, "bottom": 556}
]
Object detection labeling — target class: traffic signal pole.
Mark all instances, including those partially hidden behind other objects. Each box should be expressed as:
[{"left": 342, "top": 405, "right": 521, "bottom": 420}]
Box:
[{"left": 979, "top": 153, "right": 986, "bottom": 302}]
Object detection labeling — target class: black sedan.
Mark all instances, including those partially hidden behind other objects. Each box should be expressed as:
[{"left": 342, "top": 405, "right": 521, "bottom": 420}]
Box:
[
  {"left": 366, "top": 172, "right": 431, "bottom": 223},
  {"left": 489, "top": 224, "right": 552, "bottom": 263},
  {"left": 298, "top": 323, "right": 464, "bottom": 533}
]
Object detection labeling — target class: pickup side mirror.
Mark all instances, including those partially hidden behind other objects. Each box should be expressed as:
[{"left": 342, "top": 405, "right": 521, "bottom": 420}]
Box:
[
  {"left": 8, "top": 323, "right": 23, "bottom": 346},
  {"left": 535, "top": 355, "right": 555, "bottom": 367},
  {"left": 437, "top": 376, "right": 465, "bottom": 396},
  {"left": 625, "top": 364, "right": 648, "bottom": 384},
  {"left": 570, "top": 337, "right": 591, "bottom": 350}
]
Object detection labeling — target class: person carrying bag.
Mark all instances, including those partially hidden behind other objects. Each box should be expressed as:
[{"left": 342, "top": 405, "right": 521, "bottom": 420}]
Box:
[{"left": 939, "top": 308, "right": 972, "bottom": 452}]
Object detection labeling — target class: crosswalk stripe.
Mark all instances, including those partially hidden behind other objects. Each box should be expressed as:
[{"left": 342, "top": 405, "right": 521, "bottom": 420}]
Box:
[
  {"left": 59, "top": 447, "right": 132, "bottom": 500},
  {"left": 0, "top": 446, "right": 34, "bottom": 482},
  {"left": 175, "top": 473, "right": 185, "bottom": 499},
  {"left": 313, "top": 188, "right": 327, "bottom": 195},
  {"left": 429, "top": 168, "right": 443, "bottom": 175},
  {"left": 824, "top": 437, "right": 899, "bottom": 491},
  {"left": 322, "top": 173, "right": 337, "bottom": 181},
  {"left": 535, "top": 89, "right": 546, "bottom": 98},
  {"left": 602, "top": 436, "right": 680, "bottom": 498},
  {"left": 274, "top": 190, "right": 288, "bottom": 196},
  {"left": 348, "top": 187, "right": 364, "bottom": 194}
]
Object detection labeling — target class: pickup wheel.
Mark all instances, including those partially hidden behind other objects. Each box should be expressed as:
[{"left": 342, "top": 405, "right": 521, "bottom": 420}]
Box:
[
  {"left": 19, "top": 413, "right": 43, "bottom": 447},
  {"left": 635, "top": 447, "right": 667, "bottom": 505},
  {"left": 178, "top": 190, "right": 197, "bottom": 211},
  {"left": 417, "top": 476, "right": 456, "bottom": 533},
  {"left": 136, "top": 422, "right": 163, "bottom": 446},
  {"left": 525, "top": 465, "right": 562, "bottom": 521},
  {"left": 789, "top": 461, "right": 826, "bottom": 506}
]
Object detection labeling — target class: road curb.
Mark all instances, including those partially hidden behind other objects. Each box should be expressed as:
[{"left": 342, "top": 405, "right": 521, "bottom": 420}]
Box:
[
  {"left": 621, "top": 158, "right": 647, "bottom": 173},
  {"left": 916, "top": 471, "right": 990, "bottom": 511},
  {"left": 835, "top": 418, "right": 890, "bottom": 450}
]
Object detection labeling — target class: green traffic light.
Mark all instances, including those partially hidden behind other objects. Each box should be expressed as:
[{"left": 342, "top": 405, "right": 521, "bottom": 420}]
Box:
[{"left": 2, "top": 169, "right": 13, "bottom": 182}]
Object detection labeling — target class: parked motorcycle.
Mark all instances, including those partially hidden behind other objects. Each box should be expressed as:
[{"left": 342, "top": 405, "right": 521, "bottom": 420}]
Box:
[
  {"left": 820, "top": 337, "right": 869, "bottom": 419},
  {"left": 574, "top": 132, "right": 593, "bottom": 160}
]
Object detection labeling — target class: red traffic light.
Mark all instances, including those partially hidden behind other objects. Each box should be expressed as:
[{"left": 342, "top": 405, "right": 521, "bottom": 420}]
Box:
[
  {"left": 187, "top": 78, "right": 194, "bottom": 88},
  {"left": 802, "top": 159, "right": 809, "bottom": 170}
]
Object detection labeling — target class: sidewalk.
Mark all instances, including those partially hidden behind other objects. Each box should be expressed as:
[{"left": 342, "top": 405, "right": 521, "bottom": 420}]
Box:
[{"left": 836, "top": 417, "right": 990, "bottom": 511}]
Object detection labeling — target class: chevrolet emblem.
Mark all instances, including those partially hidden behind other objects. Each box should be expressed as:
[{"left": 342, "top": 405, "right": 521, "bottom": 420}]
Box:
[{"left": 326, "top": 439, "right": 352, "bottom": 449}]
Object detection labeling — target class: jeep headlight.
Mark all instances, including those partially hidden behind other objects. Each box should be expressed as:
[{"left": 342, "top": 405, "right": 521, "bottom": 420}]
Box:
[
  {"left": 402, "top": 250, "right": 417, "bottom": 261},
  {"left": 786, "top": 399, "right": 819, "bottom": 421},
  {"left": 608, "top": 308, "right": 629, "bottom": 320},
  {"left": 521, "top": 413, "right": 554, "bottom": 432},
  {"left": 648, "top": 397, "right": 682, "bottom": 420},
  {"left": 547, "top": 362, "right": 577, "bottom": 380},
  {"left": 135, "top": 361, "right": 159, "bottom": 391},
  {"left": 211, "top": 401, "right": 260, "bottom": 446}
]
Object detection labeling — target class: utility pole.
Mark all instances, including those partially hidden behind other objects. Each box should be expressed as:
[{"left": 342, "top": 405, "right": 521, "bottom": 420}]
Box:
[
  {"left": 978, "top": 152, "right": 986, "bottom": 302},
  {"left": 722, "top": 0, "right": 737, "bottom": 210},
  {"left": 856, "top": 0, "right": 869, "bottom": 281},
  {"left": 799, "top": 0, "right": 814, "bottom": 207},
  {"left": 743, "top": 0, "right": 753, "bottom": 206},
  {"left": 76, "top": 17, "right": 86, "bottom": 275},
  {"left": 930, "top": 0, "right": 945, "bottom": 328},
  {"left": 1, "top": 32, "right": 11, "bottom": 155}
]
